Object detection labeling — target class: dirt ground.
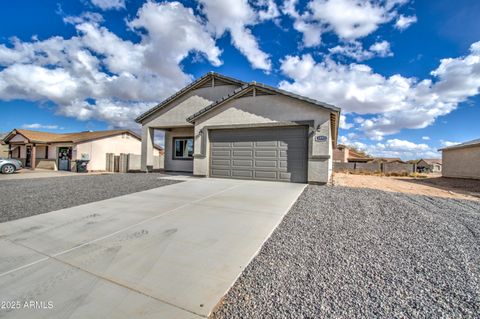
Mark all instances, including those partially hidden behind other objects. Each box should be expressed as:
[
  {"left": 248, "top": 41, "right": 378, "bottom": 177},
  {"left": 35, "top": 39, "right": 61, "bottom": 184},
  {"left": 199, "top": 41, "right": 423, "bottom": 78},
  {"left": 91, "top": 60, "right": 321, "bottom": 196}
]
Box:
[{"left": 333, "top": 172, "right": 480, "bottom": 201}]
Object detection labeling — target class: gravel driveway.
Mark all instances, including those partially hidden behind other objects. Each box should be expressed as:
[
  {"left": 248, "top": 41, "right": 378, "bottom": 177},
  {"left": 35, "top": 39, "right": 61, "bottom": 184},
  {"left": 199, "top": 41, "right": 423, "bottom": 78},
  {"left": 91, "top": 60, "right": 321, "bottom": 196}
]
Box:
[
  {"left": 0, "top": 173, "right": 179, "bottom": 223},
  {"left": 211, "top": 186, "right": 480, "bottom": 318}
]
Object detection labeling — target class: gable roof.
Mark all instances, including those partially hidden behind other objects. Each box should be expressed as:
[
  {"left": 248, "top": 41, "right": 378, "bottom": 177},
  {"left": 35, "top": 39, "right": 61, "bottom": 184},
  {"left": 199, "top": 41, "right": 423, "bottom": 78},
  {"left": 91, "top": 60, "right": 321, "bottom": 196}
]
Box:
[
  {"left": 439, "top": 138, "right": 480, "bottom": 151},
  {"left": 3, "top": 129, "right": 163, "bottom": 150},
  {"left": 186, "top": 82, "right": 341, "bottom": 123},
  {"left": 186, "top": 81, "right": 341, "bottom": 146},
  {"left": 373, "top": 157, "right": 404, "bottom": 163},
  {"left": 417, "top": 158, "right": 442, "bottom": 165},
  {"left": 135, "top": 72, "right": 245, "bottom": 123},
  {"left": 348, "top": 149, "right": 372, "bottom": 161}
]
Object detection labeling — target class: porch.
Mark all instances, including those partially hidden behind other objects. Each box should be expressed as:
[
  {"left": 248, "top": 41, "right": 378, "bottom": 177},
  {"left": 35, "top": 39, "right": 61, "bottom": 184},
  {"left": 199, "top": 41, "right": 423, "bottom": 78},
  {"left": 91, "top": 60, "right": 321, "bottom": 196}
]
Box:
[
  {"left": 142, "top": 126, "right": 193, "bottom": 173},
  {"left": 9, "top": 144, "right": 73, "bottom": 171}
]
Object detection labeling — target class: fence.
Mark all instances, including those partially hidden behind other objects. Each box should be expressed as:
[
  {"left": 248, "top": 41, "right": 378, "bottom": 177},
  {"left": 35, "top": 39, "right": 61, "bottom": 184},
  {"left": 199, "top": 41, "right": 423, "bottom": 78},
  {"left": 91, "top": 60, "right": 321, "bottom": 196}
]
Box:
[
  {"left": 106, "top": 153, "right": 164, "bottom": 173},
  {"left": 333, "top": 161, "right": 414, "bottom": 175}
]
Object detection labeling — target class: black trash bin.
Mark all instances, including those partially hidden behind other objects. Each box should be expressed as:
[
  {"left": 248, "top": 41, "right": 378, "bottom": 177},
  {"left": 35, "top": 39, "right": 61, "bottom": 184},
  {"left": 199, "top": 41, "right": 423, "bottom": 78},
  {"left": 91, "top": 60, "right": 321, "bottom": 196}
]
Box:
[{"left": 76, "top": 160, "right": 89, "bottom": 173}]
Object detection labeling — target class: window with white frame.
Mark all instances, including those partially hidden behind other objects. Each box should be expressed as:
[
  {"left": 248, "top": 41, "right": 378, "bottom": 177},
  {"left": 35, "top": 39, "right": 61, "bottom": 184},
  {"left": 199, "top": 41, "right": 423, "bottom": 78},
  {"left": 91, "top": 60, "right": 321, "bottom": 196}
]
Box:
[{"left": 173, "top": 137, "right": 194, "bottom": 160}]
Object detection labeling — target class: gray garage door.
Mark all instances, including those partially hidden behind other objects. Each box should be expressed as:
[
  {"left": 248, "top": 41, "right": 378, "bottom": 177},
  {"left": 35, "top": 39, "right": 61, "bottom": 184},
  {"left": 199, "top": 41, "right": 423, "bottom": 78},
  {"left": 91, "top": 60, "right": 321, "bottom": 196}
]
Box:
[{"left": 209, "top": 126, "right": 308, "bottom": 183}]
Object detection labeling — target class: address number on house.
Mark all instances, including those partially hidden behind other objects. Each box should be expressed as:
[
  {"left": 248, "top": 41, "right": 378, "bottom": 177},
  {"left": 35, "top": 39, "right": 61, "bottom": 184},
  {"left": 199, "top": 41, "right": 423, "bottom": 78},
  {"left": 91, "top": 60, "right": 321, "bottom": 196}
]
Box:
[{"left": 315, "top": 135, "right": 327, "bottom": 142}]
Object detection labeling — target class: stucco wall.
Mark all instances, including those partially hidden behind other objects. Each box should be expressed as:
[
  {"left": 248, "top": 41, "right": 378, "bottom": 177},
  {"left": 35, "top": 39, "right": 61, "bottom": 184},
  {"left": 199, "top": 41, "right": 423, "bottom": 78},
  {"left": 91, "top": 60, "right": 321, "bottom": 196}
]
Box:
[
  {"left": 442, "top": 146, "right": 480, "bottom": 179},
  {"left": 142, "top": 85, "right": 240, "bottom": 127},
  {"left": 0, "top": 144, "right": 9, "bottom": 158},
  {"left": 193, "top": 94, "right": 333, "bottom": 183},
  {"left": 164, "top": 127, "right": 194, "bottom": 172},
  {"left": 140, "top": 84, "right": 240, "bottom": 171},
  {"left": 76, "top": 134, "right": 159, "bottom": 171}
]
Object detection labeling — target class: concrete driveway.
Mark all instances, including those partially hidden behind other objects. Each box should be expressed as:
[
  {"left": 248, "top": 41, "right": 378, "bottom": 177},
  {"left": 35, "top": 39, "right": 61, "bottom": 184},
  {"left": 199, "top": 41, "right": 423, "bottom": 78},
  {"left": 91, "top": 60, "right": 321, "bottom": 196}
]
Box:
[{"left": 0, "top": 178, "right": 305, "bottom": 318}]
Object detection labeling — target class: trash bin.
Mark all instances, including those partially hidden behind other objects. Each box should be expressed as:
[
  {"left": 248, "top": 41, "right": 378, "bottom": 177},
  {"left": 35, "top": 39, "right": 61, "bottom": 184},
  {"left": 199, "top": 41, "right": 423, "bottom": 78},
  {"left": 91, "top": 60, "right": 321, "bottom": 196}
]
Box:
[{"left": 76, "top": 160, "right": 89, "bottom": 173}]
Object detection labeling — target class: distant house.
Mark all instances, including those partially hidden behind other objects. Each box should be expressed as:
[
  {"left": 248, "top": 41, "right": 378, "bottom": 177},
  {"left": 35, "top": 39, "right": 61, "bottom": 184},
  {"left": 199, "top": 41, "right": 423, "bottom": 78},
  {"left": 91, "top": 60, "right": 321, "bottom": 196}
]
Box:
[
  {"left": 0, "top": 133, "right": 8, "bottom": 158},
  {"left": 2, "top": 129, "right": 163, "bottom": 171},
  {"left": 372, "top": 157, "right": 405, "bottom": 164},
  {"left": 440, "top": 138, "right": 480, "bottom": 180},
  {"left": 416, "top": 159, "right": 442, "bottom": 173},
  {"left": 333, "top": 144, "right": 372, "bottom": 163}
]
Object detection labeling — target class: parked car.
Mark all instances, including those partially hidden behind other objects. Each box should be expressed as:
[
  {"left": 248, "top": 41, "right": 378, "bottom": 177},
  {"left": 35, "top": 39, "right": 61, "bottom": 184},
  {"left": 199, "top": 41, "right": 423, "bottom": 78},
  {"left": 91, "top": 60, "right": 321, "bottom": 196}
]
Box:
[{"left": 0, "top": 158, "right": 22, "bottom": 174}]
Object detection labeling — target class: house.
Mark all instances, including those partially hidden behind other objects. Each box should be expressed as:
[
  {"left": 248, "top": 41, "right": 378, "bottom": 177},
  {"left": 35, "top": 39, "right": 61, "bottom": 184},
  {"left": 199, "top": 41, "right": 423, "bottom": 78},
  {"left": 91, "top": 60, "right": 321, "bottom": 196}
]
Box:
[
  {"left": 136, "top": 72, "right": 341, "bottom": 184},
  {"left": 2, "top": 129, "right": 163, "bottom": 171},
  {"left": 333, "top": 144, "right": 372, "bottom": 163},
  {"left": 440, "top": 138, "right": 480, "bottom": 180},
  {"left": 372, "top": 157, "right": 405, "bottom": 163},
  {"left": 416, "top": 158, "right": 442, "bottom": 173},
  {"left": 0, "top": 133, "right": 8, "bottom": 158}
]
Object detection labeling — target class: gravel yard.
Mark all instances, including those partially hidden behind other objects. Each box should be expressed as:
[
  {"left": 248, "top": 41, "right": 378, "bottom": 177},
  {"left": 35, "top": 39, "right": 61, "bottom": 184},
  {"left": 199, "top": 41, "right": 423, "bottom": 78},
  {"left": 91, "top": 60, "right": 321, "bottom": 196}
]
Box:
[
  {"left": 211, "top": 186, "right": 480, "bottom": 318},
  {"left": 0, "top": 173, "right": 179, "bottom": 223}
]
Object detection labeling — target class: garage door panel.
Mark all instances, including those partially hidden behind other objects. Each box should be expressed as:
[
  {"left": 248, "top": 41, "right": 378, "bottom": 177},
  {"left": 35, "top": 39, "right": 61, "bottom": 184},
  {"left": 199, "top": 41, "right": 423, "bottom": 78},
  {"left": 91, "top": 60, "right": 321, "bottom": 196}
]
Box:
[
  {"left": 211, "top": 169, "right": 231, "bottom": 177},
  {"left": 254, "top": 171, "right": 277, "bottom": 180},
  {"left": 255, "top": 150, "right": 277, "bottom": 157},
  {"left": 211, "top": 159, "right": 231, "bottom": 166},
  {"left": 210, "top": 127, "right": 308, "bottom": 183},
  {"left": 211, "top": 150, "right": 231, "bottom": 157},
  {"left": 211, "top": 141, "right": 232, "bottom": 147},
  {"left": 233, "top": 150, "right": 253, "bottom": 157},
  {"left": 254, "top": 160, "right": 277, "bottom": 168},
  {"left": 255, "top": 141, "right": 277, "bottom": 147},
  {"left": 232, "top": 141, "right": 254, "bottom": 147},
  {"left": 232, "top": 159, "right": 253, "bottom": 167},
  {"left": 232, "top": 170, "right": 253, "bottom": 178}
]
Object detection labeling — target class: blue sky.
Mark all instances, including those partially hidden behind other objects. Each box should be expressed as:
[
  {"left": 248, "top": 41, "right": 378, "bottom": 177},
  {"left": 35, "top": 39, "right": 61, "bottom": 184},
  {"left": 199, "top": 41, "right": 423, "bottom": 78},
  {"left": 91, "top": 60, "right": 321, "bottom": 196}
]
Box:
[{"left": 0, "top": 0, "right": 479, "bottom": 159}]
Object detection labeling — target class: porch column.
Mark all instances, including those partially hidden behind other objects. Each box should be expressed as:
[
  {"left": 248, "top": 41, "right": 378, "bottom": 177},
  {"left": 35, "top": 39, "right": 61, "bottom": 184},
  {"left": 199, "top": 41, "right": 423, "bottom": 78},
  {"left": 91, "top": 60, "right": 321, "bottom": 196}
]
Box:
[
  {"left": 141, "top": 126, "right": 154, "bottom": 172},
  {"left": 31, "top": 144, "right": 37, "bottom": 170}
]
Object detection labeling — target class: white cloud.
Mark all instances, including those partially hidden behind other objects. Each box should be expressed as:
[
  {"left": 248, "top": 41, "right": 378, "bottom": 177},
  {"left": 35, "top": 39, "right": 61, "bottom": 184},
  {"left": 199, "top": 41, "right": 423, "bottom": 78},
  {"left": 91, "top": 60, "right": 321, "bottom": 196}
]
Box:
[
  {"left": 279, "top": 41, "right": 480, "bottom": 140},
  {"left": 369, "top": 40, "right": 392, "bottom": 57},
  {"left": 0, "top": 2, "right": 222, "bottom": 129},
  {"left": 284, "top": 0, "right": 408, "bottom": 46},
  {"left": 395, "top": 14, "right": 417, "bottom": 30},
  {"left": 22, "top": 124, "right": 62, "bottom": 130},
  {"left": 90, "top": 0, "right": 125, "bottom": 10},
  {"left": 198, "top": 0, "right": 272, "bottom": 71},
  {"left": 256, "top": 0, "right": 281, "bottom": 21},
  {"left": 340, "top": 136, "right": 439, "bottom": 160},
  {"left": 339, "top": 114, "right": 354, "bottom": 129},
  {"left": 329, "top": 40, "right": 392, "bottom": 61},
  {"left": 440, "top": 140, "right": 460, "bottom": 148},
  {"left": 422, "top": 136, "right": 430, "bottom": 140}
]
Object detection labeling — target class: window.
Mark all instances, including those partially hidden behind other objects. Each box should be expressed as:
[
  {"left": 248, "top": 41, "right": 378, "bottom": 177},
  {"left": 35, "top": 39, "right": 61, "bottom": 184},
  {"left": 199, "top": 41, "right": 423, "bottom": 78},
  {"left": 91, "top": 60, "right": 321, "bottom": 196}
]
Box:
[{"left": 173, "top": 137, "right": 194, "bottom": 160}]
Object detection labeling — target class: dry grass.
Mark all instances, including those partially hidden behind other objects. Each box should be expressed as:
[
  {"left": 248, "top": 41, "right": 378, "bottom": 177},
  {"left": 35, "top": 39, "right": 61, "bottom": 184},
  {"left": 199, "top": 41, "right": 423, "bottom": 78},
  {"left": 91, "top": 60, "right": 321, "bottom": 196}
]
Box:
[{"left": 333, "top": 172, "right": 480, "bottom": 201}]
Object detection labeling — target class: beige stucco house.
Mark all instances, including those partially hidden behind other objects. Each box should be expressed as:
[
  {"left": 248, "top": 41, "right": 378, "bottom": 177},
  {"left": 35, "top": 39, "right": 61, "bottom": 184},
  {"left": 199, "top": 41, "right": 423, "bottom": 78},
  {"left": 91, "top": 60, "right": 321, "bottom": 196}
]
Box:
[
  {"left": 333, "top": 144, "right": 372, "bottom": 163},
  {"left": 416, "top": 158, "right": 442, "bottom": 173},
  {"left": 136, "top": 72, "right": 340, "bottom": 184},
  {"left": 440, "top": 138, "right": 480, "bottom": 179},
  {"left": 0, "top": 133, "right": 8, "bottom": 158},
  {"left": 3, "top": 129, "right": 163, "bottom": 171}
]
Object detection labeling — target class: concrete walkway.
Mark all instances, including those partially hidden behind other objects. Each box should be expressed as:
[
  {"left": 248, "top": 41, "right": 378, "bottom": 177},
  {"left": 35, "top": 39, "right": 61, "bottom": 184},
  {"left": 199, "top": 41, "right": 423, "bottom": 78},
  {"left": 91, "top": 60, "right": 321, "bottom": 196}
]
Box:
[{"left": 0, "top": 178, "right": 305, "bottom": 318}]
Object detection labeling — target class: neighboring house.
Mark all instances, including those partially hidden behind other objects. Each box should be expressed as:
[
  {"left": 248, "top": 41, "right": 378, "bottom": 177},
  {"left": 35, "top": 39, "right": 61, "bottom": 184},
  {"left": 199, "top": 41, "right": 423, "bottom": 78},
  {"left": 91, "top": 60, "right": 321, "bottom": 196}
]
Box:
[
  {"left": 136, "top": 72, "right": 341, "bottom": 184},
  {"left": 372, "top": 157, "right": 405, "bottom": 163},
  {"left": 440, "top": 138, "right": 480, "bottom": 180},
  {"left": 3, "top": 129, "right": 163, "bottom": 171},
  {"left": 333, "top": 144, "right": 372, "bottom": 163},
  {"left": 416, "top": 158, "right": 442, "bottom": 173},
  {"left": 0, "top": 133, "right": 8, "bottom": 158}
]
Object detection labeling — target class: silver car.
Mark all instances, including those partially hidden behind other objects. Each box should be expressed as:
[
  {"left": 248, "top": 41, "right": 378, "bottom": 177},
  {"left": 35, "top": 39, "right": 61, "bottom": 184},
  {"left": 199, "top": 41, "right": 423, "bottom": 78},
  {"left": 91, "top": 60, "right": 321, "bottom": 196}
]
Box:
[{"left": 0, "top": 158, "right": 22, "bottom": 174}]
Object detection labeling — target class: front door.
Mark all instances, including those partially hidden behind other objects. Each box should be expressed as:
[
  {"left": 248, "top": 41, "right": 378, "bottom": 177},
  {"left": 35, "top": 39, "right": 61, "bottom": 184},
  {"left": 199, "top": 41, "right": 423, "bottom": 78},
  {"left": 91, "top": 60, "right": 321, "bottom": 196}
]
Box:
[
  {"left": 25, "top": 146, "right": 32, "bottom": 168},
  {"left": 58, "top": 147, "right": 71, "bottom": 171}
]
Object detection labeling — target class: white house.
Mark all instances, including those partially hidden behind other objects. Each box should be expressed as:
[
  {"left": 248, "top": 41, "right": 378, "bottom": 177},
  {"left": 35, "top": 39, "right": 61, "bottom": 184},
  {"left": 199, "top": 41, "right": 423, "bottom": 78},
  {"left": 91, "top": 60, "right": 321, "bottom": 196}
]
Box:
[{"left": 3, "top": 129, "right": 163, "bottom": 171}]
